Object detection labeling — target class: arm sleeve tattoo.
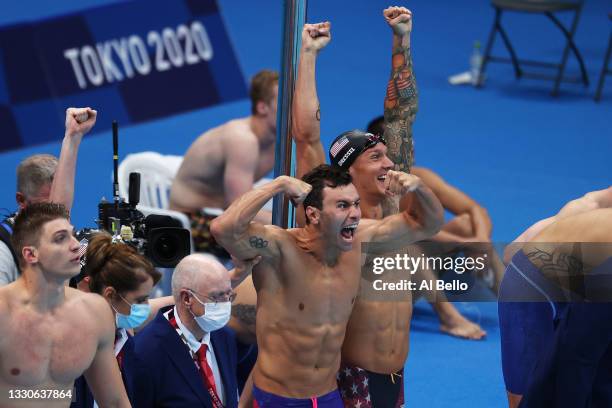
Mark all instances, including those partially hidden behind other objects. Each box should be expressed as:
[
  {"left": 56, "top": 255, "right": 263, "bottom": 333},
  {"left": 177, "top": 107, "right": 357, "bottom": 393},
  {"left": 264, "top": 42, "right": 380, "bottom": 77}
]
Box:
[{"left": 384, "top": 33, "right": 417, "bottom": 173}]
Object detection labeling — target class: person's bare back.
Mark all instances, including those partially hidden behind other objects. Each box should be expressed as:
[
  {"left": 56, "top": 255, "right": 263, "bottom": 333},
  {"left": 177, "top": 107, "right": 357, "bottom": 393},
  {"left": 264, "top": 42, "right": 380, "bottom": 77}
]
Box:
[
  {"left": 170, "top": 118, "right": 274, "bottom": 212},
  {"left": 170, "top": 70, "right": 279, "bottom": 218}
]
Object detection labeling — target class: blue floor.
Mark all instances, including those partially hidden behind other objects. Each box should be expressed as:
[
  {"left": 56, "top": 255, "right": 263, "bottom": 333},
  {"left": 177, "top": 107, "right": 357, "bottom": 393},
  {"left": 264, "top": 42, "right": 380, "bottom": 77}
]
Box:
[
  {"left": 408, "top": 300, "right": 504, "bottom": 407},
  {"left": 1, "top": 1, "right": 610, "bottom": 406}
]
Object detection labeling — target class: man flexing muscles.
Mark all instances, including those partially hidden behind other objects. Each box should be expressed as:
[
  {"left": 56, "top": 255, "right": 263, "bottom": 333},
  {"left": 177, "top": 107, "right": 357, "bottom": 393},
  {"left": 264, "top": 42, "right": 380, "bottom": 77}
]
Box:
[
  {"left": 291, "top": 7, "right": 481, "bottom": 406},
  {"left": 211, "top": 167, "right": 442, "bottom": 407}
]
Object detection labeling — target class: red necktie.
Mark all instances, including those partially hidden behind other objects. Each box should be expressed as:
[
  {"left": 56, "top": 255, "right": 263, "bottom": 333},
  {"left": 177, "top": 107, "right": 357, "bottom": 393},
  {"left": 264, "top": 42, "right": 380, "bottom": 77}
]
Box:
[
  {"left": 196, "top": 344, "right": 218, "bottom": 396},
  {"left": 115, "top": 331, "right": 124, "bottom": 369},
  {"left": 166, "top": 310, "right": 224, "bottom": 407}
]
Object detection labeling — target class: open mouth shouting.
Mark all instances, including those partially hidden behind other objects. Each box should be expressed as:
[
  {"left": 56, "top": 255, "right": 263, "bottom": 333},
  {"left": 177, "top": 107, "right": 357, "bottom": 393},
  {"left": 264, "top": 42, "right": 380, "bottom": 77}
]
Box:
[{"left": 340, "top": 222, "right": 359, "bottom": 242}]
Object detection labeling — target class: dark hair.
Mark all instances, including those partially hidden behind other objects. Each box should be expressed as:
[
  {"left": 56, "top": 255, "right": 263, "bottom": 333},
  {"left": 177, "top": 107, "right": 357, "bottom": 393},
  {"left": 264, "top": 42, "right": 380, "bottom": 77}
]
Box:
[
  {"left": 11, "top": 202, "right": 69, "bottom": 267},
  {"left": 85, "top": 232, "right": 161, "bottom": 295},
  {"left": 366, "top": 115, "right": 385, "bottom": 137},
  {"left": 301, "top": 164, "right": 352, "bottom": 224},
  {"left": 250, "top": 70, "right": 279, "bottom": 114}
]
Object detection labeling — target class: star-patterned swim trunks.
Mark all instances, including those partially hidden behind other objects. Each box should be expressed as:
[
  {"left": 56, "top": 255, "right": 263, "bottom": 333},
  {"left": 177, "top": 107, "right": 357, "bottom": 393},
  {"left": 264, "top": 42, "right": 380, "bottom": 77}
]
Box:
[{"left": 337, "top": 362, "right": 404, "bottom": 408}]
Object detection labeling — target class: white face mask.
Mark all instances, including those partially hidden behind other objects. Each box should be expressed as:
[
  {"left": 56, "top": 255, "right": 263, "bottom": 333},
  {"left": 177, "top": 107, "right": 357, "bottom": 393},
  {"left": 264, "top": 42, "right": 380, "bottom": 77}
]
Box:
[{"left": 189, "top": 292, "right": 231, "bottom": 332}]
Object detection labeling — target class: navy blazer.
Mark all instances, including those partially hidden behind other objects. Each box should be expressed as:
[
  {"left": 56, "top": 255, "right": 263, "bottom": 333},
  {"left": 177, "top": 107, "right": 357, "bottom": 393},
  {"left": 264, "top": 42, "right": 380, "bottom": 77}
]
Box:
[{"left": 133, "top": 306, "right": 238, "bottom": 408}]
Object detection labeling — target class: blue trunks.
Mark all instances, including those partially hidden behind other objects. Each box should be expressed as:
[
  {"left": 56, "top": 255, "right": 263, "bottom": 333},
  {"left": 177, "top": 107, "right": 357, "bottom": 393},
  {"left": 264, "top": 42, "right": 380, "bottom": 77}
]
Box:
[{"left": 253, "top": 385, "right": 343, "bottom": 407}]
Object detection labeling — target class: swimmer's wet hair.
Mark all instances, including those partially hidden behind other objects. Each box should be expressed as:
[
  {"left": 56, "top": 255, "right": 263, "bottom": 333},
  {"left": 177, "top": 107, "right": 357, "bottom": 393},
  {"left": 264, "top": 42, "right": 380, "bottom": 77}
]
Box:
[
  {"left": 11, "top": 202, "right": 69, "bottom": 267},
  {"left": 301, "top": 164, "right": 352, "bottom": 224},
  {"left": 250, "top": 70, "right": 279, "bottom": 114}
]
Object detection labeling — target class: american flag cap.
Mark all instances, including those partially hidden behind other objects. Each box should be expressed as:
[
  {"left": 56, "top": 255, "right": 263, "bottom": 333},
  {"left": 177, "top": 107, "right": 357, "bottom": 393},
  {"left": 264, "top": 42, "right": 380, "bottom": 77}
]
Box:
[{"left": 328, "top": 130, "right": 386, "bottom": 169}]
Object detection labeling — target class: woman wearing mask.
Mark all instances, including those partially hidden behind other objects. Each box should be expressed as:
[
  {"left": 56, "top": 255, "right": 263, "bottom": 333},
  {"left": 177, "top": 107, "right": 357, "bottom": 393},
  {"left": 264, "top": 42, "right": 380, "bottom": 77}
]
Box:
[{"left": 72, "top": 232, "right": 164, "bottom": 407}]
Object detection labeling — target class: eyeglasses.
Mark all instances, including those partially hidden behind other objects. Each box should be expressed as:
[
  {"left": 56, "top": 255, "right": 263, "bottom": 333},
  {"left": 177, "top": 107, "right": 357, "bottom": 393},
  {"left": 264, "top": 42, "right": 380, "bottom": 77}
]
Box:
[
  {"left": 362, "top": 133, "right": 386, "bottom": 151},
  {"left": 187, "top": 289, "right": 237, "bottom": 304}
]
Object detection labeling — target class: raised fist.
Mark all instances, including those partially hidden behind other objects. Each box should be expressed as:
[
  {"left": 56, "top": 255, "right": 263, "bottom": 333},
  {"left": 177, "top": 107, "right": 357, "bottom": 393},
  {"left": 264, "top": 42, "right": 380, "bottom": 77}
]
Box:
[
  {"left": 383, "top": 6, "right": 412, "bottom": 36},
  {"left": 65, "top": 107, "right": 97, "bottom": 139},
  {"left": 279, "top": 176, "right": 312, "bottom": 205},
  {"left": 302, "top": 21, "right": 331, "bottom": 52}
]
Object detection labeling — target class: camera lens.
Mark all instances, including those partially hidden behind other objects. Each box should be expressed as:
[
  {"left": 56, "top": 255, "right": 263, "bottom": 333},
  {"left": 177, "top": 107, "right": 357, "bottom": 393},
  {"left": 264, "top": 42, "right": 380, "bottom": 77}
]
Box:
[
  {"left": 155, "top": 235, "right": 177, "bottom": 261},
  {"left": 146, "top": 227, "right": 190, "bottom": 268}
]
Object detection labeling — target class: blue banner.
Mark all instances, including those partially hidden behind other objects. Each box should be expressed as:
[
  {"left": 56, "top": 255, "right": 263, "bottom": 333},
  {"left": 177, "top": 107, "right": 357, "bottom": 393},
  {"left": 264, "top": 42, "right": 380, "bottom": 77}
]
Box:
[{"left": 0, "top": 0, "right": 246, "bottom": 152}]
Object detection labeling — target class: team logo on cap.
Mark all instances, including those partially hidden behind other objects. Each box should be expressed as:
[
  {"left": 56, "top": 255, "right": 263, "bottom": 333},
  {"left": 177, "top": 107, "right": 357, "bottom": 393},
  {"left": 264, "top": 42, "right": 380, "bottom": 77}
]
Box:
[
  {"left": 330, "top": 136, "right": 349, "bottom": 158},
  {"left": 337, "top": 147, "right": 355, "bottom": 167}
]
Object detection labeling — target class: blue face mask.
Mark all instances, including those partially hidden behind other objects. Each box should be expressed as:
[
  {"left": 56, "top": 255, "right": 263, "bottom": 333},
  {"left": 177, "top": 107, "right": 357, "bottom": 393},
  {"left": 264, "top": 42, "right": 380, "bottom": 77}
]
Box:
[{"left": 113, "top": 294, "right": 151, "bottom": 329}]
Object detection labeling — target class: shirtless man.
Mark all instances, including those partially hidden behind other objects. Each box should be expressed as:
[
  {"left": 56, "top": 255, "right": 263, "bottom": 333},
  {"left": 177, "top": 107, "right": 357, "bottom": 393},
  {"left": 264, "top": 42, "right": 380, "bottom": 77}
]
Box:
[
  {"left": 499, "top": 186, "right": 612, "bottom": 407},
  {"left": 515, "top": 209, "right": 612, "bottom": 408},
  {"left": 500, "top": 207, "right": 612, "bottom": 408},
  {"left": 368, "top": 115, "right": 505, "bottom": 294},
  {"left": 504, "top": 186, "right": 612, "bottom": 263},
  {"left": 210, "top": 167, "right": 442, "bottom": 406},
  {"left": 0, "top": 203, "right": 130, "bottom": 407},
  {"left": 169, "top": 70, "right": 278, "bottom": 256},
  {"left": 291, "top": 8, "right": 479, "bottom": 406}
]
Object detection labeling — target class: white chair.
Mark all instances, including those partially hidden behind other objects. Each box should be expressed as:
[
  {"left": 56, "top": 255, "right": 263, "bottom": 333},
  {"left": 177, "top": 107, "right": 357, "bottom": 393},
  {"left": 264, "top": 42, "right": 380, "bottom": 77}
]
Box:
[{"left": 118, "top": 152, "right": 193, "bottom": 252}]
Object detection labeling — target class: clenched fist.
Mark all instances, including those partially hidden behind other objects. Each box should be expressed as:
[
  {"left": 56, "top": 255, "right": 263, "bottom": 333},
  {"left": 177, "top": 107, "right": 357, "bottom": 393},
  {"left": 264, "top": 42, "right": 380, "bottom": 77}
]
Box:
[
  {"left": 383, "top": 6, "right": 412, "bottom": 36},
  {"left": 384, "top": 170, "right": 421, "bottom": 197}
]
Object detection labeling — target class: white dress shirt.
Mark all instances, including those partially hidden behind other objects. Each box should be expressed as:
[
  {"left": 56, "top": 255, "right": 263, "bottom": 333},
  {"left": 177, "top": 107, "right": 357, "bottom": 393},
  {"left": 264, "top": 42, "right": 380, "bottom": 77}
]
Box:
[{"left": 173, "top": 306, "right": 226, "bottom": 404}]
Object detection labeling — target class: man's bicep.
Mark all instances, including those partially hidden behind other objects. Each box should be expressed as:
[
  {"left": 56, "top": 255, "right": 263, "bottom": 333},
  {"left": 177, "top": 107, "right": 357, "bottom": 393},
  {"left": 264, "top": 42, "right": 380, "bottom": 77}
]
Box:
[
  {"left": 223, "top": 223, "right": 282, "bottom": 261},
  {"left": 363, "top": 214, "right": 421, "bottom": 252}
]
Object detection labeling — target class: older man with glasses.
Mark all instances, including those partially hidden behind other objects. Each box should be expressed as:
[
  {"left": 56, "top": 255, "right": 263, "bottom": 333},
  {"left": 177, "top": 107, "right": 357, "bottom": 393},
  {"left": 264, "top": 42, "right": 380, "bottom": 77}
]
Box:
[{"left": 133, "top": 254, "right": 240, "bottom": 408}]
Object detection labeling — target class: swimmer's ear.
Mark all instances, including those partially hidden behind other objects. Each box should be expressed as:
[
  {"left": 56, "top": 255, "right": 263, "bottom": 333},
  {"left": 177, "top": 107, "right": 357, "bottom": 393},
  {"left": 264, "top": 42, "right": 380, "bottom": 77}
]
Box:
[
  {"left": 22, "top": 245, "right": 38, "bottom": 265},
  {"left": 255, "top": 100, "right": 269, "bottom": 116},
  {"left": 305, "top": 206, "right": 320, "bottom": 225}
]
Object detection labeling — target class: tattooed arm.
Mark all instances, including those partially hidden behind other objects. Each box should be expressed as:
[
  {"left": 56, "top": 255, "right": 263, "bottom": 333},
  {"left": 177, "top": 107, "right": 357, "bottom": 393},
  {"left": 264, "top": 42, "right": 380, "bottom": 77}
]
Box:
[
  {"left": 292, "top": 22, "right": 330, "bottom": 179},
  {"left": 383, "top": 6, "right": 417, "bottom": 172},
  {"left": 521, "top": 209, "right": 612, "bottom": 297},
  {"left": 523, "top": 245, "right": 587, "bottom": 295},
  {"left": 228, "top": 275, "right": 258, "bottom": 344},
  {"left": 210, "top": 176, "right": 312, "bottom": 260}
]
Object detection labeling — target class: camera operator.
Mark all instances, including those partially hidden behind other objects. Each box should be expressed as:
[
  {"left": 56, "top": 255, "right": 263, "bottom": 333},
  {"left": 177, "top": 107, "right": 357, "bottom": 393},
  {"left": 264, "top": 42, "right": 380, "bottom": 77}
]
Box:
[{"left": 0, "top": 107, "right": 96, "bottom": 286}]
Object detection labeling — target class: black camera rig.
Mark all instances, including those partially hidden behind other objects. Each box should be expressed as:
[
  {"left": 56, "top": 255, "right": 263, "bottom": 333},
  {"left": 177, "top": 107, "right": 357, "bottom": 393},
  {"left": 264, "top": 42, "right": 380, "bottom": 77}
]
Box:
[{"left": 80, "top": 121, "right": 190, "bottom": 269}]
